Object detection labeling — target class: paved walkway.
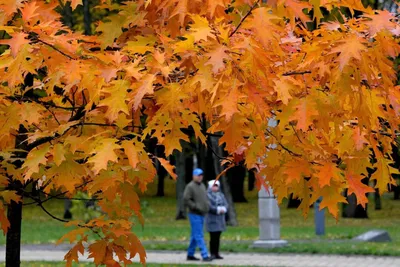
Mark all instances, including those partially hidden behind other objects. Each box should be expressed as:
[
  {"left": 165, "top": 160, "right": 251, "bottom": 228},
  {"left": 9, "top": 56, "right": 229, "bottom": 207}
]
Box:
[{"left": 0, "top": 246, "right": 400, "bottom": 266}]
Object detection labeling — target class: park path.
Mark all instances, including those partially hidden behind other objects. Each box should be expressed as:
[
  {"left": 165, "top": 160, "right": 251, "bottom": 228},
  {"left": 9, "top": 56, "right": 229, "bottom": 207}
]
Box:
[{"left": 0, "top": 245, "right": 400, "bottom": 266}]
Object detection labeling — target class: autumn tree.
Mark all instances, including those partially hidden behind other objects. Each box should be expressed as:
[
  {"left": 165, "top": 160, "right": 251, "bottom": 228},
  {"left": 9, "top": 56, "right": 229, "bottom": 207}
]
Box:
[{"left": 0, "top": 0, "right": 400, "bottom": 266}]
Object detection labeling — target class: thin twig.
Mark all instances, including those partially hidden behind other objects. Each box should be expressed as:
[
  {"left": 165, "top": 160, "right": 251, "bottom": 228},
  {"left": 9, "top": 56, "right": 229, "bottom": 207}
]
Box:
[
  {"left": 291, "top": 124, "right": 303, "bottom": 144},
  {"left": 45, "top": 106, "right": 61, "bottom": 125},
  {"left": 35, "top": 38, "right": 75, "bottom": 60},
  {"left": 229, "top": 0, "right": 261, "bottom": 37},
  {"left": 282, "top": 71, "right": 312, "bottom": 76}
]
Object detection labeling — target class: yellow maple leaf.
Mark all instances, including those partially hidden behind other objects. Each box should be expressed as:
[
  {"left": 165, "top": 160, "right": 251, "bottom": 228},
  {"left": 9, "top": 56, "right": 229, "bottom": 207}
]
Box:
[
  {"left": 51, "top": 143, "right": 66, "bottom": 166},
  {"left": 371, "top": 156, "right": 398, "bottom": 194},
  {"left": 87, "top": 139, "right": 121, "bottom": 174},
  {"left": 121, "top": 140, "right": 142, "bottom": 169},
  {"left": 0, "top": 190, "right": 21, "bottom": 204},
  {"left": 46, "top": 154, "right": 87, "bottom": 193},
  {"left": 316, "top": 180, "right": 347, "bottom": 218},
  {"left": 22, "top": 144, "right": 51, "bottom": 180},
  {"left": 162, "top": 120, "right": 189, "bottom": 156},
  {"left": 190, "top": 15, "right": 213, "bottom": 42},
  {"left": 98, "top": 80, "right": 130, "bottom": 122}
]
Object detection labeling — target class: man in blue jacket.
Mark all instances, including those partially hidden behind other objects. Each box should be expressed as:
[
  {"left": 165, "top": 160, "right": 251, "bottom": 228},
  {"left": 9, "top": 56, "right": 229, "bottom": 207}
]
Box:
[{"left": 183, "top": 168, "right": 212, "bottom": 262}]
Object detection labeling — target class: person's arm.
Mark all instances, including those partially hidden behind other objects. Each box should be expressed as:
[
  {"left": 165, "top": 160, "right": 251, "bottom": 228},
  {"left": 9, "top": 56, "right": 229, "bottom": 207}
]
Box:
[
  {"left": 208, "top": 194, "right": 218, "bottom": 214},
  {"left": 183, "top": 185, "right": 196, "bottom": 210},
  {"left": 222, "top": 193, "right": 229, "bottom": 212}
]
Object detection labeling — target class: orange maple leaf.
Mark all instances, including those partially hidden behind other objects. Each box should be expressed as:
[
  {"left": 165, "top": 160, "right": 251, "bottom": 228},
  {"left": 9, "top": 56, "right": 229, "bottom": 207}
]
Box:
[
  {"left": 21, "top": 1, "right": 39, "bottom": 23},
  {"left": 69, "top": 0, "right": 83, "bottom": 10},
  {"left": 132, "top": 74, "right": 156, "bottom": 111},
  {"left": 0, "top": 32, "right": 30, "bottom": 58},
  {"left": 283, "top": 159, "right": 312, "bottom": 184},
  {"left": 347, "top": 173, "right": 374, "bottom": 208},
  {"left": 317, "top": 180, "right": 348, "bottom": 218},
  {"left": 314, "top": 162, "right": 343, "bottom": 188},
  {"left": 364, "top": 10, "right": 396, "bottom": 36},
  {"left": 88, "top": 240, "right": 107, "bottom": 265},
  {"left": 157, "top": 157, "right": 177, "bottom": 179},
  {"left": 205, "top": 45, "right": 230, "bottom": 74},
  {"left": 64, "top": 241, "right": 85, "bottom": 267},
  {"left": 283, "top": 0, "right": 312, "bottom": 26},
  {"left": 289, "top": 98, "right": 318, "bottom": 131},
  {"left": 329, "top": 35, "right": 367, "bottom": 70}
]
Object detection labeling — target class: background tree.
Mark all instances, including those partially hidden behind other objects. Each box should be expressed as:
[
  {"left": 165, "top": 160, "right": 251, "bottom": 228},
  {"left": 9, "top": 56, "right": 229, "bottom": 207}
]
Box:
[{"left": 0, "top": 0, "right": 399, "bottom": 266}]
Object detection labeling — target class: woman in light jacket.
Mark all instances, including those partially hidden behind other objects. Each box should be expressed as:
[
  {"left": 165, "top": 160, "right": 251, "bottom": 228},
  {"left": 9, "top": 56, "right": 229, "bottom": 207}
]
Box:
[{"left": 206, "top": 180, "right": 228, "bottom": 260}]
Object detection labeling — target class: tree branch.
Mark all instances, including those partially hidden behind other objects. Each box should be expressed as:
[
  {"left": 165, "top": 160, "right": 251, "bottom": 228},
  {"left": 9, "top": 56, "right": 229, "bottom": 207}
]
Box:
[
  {"left": 37, "top": 200, "right": 70, "bottom": 223},
  {"left": 229, "top": 0, "right": 261, "bottom": 37},
  {"left": 5, "top": 96, "right": 77, "bottom": 110},
  {"left": 23, "top": 179, "right": 94, "bottom": 206},
  {"left": 265, "top": 128, "right": 302, "bottom": 157}
]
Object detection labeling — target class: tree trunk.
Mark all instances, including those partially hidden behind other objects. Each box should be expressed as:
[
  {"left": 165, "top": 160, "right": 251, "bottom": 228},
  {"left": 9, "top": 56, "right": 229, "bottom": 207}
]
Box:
[
  {"left": 227, "top": 165, "right": 247, "bottom": 202},
  {"left": 175, "top": 149, "right": 187, "bottom": 220},
  {"left": 248, "top": 170, "right": 255, "bottom": 191},
  {"left": 6, "top": 180, "right": 23, "bottom": 267},
  {"left": 375, "top": 187, "right": 382, "bottom": 210},
  {"left": 155, "top": 146, "right": 167, "bottom": 197},
  {"left": 342, "top": 189, "right": 368, "bottom": 218},
  {"left": 394, "top": 181, "right": 400, "bottom": 200},
  {"left": 61, "top": 1, "right": 74, "bottom": 28},
  {"left": 287, "top": 193, "right": 301, "bottom": 209},
  {"left": 6, "top": 195, "right": 22, "bottom": 267},
  {"left": 210, "top": 136, "right": 238, "bottom": 226},
  {"left": 184, "top": 153, "right": 194, "bottom": 185},
  {"left": 82, "top": 0, "right": 92, "bottom": 35},
  {"left": 6, "top": 125, "right": 27, "bottom": 267},
  {"left": 205, "top": 144, "right": 216, "bottom": 183}
]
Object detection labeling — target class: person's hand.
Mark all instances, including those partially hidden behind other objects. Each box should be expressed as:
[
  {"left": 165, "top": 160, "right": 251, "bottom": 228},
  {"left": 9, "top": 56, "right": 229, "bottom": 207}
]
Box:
[
  {"left": 217, "top": 206, "right": 226, "bottom": 214},
  {"left": 217, "top": 206, "right": 223, "bottom": 214}
]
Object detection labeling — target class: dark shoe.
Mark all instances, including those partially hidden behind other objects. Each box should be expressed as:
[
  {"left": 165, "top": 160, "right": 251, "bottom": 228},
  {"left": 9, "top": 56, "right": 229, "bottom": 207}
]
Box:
[
  {"left": 215, "top": 255, "right": 224, "bottom": 260},
  {"left": 187, "top": 256, "right": 200, "bottom": 261},
  {"left": 203, "top": 257, "right": 213, "bottom": 262}
]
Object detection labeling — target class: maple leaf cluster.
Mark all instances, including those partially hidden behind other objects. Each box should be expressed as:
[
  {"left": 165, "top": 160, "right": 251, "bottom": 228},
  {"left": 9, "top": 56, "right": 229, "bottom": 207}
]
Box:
[{"left": 0, "top": 0, "right": 400, "bottom": 265}]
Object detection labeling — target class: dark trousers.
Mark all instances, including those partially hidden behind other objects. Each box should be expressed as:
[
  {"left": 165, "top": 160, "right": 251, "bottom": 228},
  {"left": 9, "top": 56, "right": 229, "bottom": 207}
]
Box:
[{"left": 209, "top": 231, "right": 221, "bottom": 256}]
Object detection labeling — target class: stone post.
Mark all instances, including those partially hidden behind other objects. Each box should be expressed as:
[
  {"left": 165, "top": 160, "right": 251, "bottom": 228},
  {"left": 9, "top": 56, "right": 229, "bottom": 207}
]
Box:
[
  {"left": 314, "top": 197, "right": 325, "bottom": 236},
  {"left": 253, "top": 186, "right": 288, "bottom": 248}
]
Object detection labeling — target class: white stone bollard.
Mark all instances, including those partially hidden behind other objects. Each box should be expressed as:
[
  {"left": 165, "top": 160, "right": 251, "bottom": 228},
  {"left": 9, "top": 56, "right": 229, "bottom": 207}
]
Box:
[{"left": 252, "top": 186, "right": 288, "bottom": 248}]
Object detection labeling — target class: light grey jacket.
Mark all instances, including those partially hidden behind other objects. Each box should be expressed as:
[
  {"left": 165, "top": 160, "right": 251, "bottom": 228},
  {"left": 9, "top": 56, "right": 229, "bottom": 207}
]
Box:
[{"left": 206, "top": 189, "right": 228, "bottom": 232}]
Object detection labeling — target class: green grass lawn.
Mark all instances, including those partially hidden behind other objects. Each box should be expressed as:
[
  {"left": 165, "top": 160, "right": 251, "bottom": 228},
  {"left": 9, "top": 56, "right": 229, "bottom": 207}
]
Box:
[{"left": 1, "top": 178, "right": 400, "bottom": 256}]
